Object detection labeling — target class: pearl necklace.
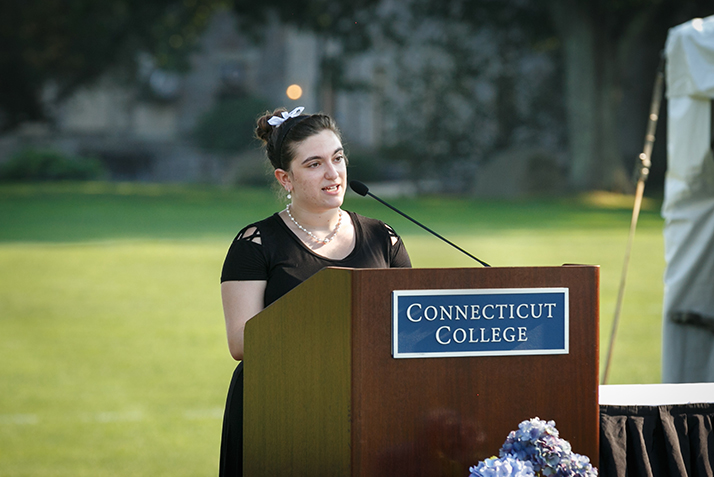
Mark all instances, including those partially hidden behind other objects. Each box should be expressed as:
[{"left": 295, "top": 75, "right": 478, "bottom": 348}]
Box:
[{"left": 286, "top": 204, "right": 343, "bottom": 245}]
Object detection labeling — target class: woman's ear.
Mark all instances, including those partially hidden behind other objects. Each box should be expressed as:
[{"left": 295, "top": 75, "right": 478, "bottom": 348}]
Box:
[{"left": 274, "top": 168, "right": 291, "bottom": 191}]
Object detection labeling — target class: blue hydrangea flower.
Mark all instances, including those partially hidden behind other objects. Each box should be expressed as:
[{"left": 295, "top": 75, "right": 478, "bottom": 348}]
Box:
[
  {"left": 469, "top": 456, "right": 535, "bottom": 477},
  {"left": 484, "top": 417, "right": 599, "bottom": 477},
  {"left": 552, "top": 452, "right": 597, "bottom": 477}
]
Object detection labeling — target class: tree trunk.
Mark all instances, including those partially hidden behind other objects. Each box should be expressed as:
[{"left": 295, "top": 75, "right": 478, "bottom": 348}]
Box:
[{"left": 547, "top": 0, "right": 630, "bottom": 191}]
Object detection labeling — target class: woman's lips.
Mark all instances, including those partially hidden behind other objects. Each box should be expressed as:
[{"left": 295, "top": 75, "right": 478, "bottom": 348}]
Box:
[{"left": 322, "top": 184, "right": 341, "bottom": 193}]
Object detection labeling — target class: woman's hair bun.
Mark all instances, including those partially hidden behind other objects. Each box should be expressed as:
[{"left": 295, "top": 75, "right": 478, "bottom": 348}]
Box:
[{"left": 255, "top": 108, "right": 287, "bottom": 144}]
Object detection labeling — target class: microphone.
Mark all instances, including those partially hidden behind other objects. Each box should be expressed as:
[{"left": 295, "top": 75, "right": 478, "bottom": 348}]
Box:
[{"left": 349, "top": 180, "right": 490, "bottom": 267}]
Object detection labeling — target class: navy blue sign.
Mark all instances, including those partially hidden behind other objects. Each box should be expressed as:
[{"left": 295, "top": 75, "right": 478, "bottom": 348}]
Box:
[{"left": 392, "top": 288, "right": 569, "bottom": 358}]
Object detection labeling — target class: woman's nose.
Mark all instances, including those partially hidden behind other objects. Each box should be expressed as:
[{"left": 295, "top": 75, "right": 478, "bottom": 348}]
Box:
[{"left": 324, "top": 162, "right": 338, "bottom": 179}]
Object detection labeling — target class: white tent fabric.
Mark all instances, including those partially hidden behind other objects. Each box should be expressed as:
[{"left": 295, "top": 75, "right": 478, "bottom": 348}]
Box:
[{"left": 662, "top": 15, "right": 714, "bottom": 382}]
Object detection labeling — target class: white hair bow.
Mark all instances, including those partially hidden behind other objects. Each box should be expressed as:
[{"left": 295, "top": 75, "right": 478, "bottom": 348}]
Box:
[{"left": 267, "top": 106, "right": 305, "bottom": 127}]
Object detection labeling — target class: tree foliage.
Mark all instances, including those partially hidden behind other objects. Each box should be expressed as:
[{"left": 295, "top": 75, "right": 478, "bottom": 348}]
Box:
[
  {"left": 373, "top": 0, "right": 563, "bottom": 192},
  {"left": 232, "top": 0, "right": 562, "bottom": 191},
  {"left": 231, "top": 0, "right": 380, "bottom": 52},
  {"left": 232, "top": 0, "right": 713, "bottom": 191},
  {"left": 0, "top": 0, "right": 226, "bottom": 131},
  {"left": 3, "top": 0, "right": 712, "bottom": 190}
]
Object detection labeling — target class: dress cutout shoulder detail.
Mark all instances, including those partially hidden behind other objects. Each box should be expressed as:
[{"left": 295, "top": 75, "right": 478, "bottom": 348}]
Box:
[
  {"left": 236, "top": 226, "right": 261, "bottom": 245},
  {"left": 383, "top": 223, "right": 400, "bottom": 245}
]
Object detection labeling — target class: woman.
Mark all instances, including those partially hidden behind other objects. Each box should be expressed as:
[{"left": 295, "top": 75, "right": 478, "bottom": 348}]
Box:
[{"left": 218, "top": 107, "right": 411, "bottom": 476}]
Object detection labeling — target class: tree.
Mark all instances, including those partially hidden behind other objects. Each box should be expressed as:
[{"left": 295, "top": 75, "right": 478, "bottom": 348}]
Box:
[
  {"left": 0, "top": 0, "right": 226, "bottom": 132},
  {"left": 374, "top": 8, "right": 507, "bottom": 191},
  {"left": 231, "top": 0, "right": 562, "bottom": 191},
  {"left": 385, "top": 0, "right": 714, "bottom": 191},
  {"left": 372, "top": 0, "right": 562, "bottom": 192},
  {"left": 231, "top": 0, "right": 713, "bottom": 191},
  {"left": 545, "top": 0, "right": 712, "bottom": 190}
]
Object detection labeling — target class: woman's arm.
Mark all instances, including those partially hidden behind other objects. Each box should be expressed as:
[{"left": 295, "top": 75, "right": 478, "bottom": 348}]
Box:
[{"left": 221, "top": 280, "right": 267, "bottom": 360}]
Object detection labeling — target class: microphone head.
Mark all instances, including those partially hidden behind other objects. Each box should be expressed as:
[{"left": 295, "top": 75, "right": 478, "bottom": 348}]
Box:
[{"left": 349, "top": 180, "right": 369, "bottom": 197}]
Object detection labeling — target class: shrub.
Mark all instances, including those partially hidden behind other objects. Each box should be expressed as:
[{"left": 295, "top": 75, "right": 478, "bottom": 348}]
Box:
[
  {"left": 0, "top": 148, "right": 105, "bottom": 181},
  {"left": 194, "top": 96, "right": 272, "bottom": 153}
]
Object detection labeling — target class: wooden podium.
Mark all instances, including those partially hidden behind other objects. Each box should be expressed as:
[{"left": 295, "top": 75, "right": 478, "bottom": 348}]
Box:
[{"left": 244, "top": 266, "right": 599, "bottom": 476}]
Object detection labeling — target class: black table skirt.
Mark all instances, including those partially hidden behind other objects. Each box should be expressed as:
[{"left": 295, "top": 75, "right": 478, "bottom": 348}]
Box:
[{"left": 600, "top": 403, "right": 714, "bottom": 477}]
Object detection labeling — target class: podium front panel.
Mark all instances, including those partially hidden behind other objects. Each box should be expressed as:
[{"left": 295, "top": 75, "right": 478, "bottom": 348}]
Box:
[{"left": 245, "top": 266, "right": 599, "bottom": 476}]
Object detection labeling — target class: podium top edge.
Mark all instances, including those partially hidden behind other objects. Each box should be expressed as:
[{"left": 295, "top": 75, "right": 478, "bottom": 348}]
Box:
[{"left": 322, "top": 265, "right": 600, "bottom": 272}]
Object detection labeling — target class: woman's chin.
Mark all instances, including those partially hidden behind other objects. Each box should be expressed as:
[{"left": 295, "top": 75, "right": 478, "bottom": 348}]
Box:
[{"left": 323, "top": 193, "right": 345, "bottom": 208}]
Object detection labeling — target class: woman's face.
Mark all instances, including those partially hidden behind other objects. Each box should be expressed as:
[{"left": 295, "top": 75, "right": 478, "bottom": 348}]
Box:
[{"left": 277, "top": 129, "right": 347, "bottom": 213}]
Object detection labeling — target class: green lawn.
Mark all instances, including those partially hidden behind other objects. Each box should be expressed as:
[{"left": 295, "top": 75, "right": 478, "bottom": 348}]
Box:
[{"left": 0, "top": 182, "right": 666, "bottom": 475}]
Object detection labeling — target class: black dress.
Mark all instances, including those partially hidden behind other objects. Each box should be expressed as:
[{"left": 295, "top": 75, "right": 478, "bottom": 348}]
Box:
[{"left": 218, "top": 210, "right": 411, "bottom": 476}]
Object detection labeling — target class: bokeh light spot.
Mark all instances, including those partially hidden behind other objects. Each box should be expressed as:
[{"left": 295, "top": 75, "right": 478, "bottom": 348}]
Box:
[{"left": 286, "top": 84, "right": 303, "bottom": 100}]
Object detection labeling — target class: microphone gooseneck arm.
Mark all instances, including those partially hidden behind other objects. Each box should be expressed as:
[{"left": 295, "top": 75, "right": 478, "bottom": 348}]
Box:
[{"left": 349, "top": 181, "right": 490, "bottom": 267}]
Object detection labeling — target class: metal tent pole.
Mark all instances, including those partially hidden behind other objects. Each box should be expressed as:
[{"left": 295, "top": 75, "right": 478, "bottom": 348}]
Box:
[{"left": 601, "top": 53, "right": 666, "bottom": 385}]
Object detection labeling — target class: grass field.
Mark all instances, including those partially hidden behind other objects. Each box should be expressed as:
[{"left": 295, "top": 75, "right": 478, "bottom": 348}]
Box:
[{"left": 0, "top": 182, "right": 666, "bottom": 475}]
